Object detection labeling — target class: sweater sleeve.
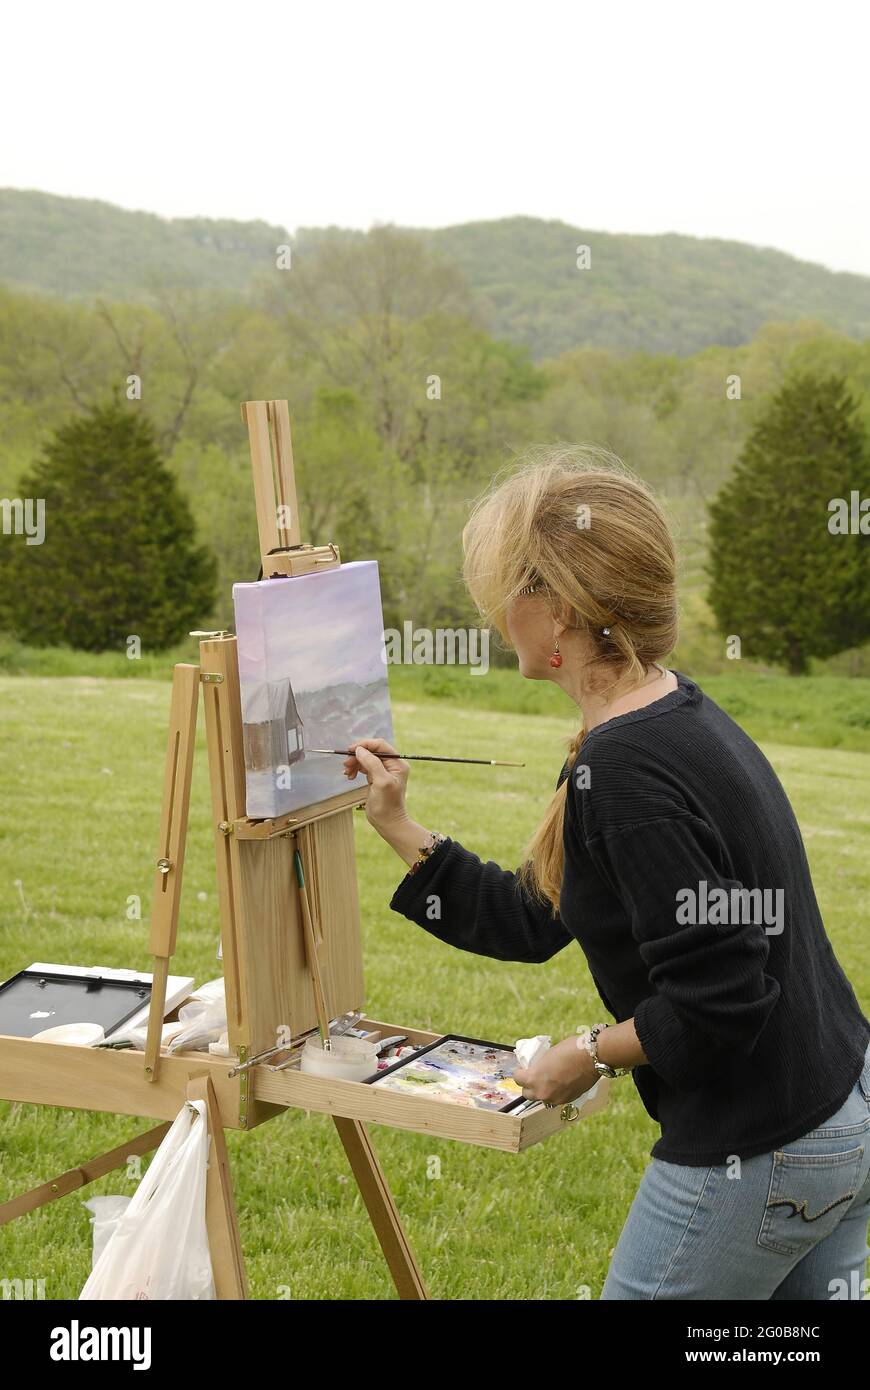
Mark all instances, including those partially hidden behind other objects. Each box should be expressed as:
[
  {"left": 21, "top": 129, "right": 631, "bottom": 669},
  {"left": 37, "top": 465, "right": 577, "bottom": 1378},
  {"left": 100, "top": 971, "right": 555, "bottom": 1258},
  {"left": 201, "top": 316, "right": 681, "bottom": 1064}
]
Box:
[
  {"left": 585, "top": 813, "right": 781, "bottom": 1090},
  {"left": 389, "top": 836, "right": 574, "bottom": 964}
]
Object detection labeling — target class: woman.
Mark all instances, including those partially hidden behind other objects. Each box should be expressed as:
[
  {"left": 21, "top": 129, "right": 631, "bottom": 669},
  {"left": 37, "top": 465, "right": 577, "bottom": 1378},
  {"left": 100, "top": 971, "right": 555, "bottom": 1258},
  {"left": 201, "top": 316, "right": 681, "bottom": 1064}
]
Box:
[{"left": 345, "top": 447, "right": 870, "bottom": 1301}]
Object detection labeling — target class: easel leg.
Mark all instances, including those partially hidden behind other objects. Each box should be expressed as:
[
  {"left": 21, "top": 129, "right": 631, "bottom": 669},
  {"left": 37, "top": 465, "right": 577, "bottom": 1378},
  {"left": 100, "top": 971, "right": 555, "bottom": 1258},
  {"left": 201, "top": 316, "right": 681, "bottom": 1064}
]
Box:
[
  {"left": 0, "top": 1123, "right": 171, "bottom": 1226},
  {"left": 332, "top": 1116, "right": 430, "bottom": 1301},
  {"left": 187, "top": 1076, "right": 248, "bottom": 1300},
  {"left": 145, "top": 662, "right": 200, "bottom": 1084}
]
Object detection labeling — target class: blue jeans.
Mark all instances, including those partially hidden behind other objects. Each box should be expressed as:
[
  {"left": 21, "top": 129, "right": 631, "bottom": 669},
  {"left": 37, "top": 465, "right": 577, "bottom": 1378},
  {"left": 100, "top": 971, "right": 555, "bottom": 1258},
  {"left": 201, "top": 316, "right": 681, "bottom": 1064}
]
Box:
[{"left": 601, "top": 1040, "right": 870, "bottom": 1300}]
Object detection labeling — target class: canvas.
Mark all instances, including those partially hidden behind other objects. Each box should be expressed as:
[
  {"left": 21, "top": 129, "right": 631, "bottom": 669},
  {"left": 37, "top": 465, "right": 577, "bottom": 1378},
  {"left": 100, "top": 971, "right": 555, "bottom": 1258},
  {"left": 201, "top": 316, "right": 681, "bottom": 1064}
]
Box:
[{"left": 232, "top": 561, "right": 394, "bottom": 818}]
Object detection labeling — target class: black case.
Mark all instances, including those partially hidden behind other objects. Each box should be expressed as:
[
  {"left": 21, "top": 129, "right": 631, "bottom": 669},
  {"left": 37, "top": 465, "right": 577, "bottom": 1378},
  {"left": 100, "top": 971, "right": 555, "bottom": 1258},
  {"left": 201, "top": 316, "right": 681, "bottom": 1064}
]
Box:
[{"left": 0, "top": 969, "right": 152, "bottom": 1039}]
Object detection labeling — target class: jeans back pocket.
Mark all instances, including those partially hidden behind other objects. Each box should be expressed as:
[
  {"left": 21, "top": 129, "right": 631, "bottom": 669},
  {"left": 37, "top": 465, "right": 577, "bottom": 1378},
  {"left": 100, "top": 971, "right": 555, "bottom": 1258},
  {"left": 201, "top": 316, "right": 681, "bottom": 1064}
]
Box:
[{"left": 757, "top": 1145, "right": 865, "bottom": 1257}]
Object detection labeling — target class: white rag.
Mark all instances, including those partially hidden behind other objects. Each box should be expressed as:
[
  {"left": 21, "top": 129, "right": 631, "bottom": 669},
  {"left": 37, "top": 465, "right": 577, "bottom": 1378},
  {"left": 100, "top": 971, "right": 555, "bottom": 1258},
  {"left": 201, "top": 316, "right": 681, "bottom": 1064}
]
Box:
[{"left": 514, "top": 1034, "right": 602, "bottom": 1109}]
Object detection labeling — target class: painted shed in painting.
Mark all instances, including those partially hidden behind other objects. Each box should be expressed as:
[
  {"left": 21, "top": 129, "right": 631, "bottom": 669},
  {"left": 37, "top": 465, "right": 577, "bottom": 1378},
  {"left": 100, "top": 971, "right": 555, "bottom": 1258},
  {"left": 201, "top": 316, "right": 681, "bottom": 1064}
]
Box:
[{"left": 240, "top": 676, "right": 305, "bottom": 774}]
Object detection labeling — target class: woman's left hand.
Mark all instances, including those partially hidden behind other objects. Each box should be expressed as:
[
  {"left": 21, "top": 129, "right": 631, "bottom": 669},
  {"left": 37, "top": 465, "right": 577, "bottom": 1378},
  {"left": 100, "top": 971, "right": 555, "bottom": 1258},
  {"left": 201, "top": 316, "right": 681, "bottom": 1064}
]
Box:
[{"left": 513, "top": 1034, "right": 600, "bottom": 1105}]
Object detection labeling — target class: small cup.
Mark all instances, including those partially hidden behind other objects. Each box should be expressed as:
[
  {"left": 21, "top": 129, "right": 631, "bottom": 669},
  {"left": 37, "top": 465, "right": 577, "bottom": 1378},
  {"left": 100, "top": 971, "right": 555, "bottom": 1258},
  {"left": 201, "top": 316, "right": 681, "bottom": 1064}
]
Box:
[{"left": 300, "top": 1034, "right": 380, "bottom": 1082}]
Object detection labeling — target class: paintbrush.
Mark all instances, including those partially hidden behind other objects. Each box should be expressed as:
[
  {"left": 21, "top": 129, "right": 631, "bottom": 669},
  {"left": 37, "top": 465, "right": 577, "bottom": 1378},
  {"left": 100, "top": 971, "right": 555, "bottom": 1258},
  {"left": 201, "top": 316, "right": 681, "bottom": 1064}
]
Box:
[
  {"left": 310, "top": 749, "right": 524, "bottom": 767},
  {"left": 293, "top": 847, "right": 332, "bottom": 1051}
]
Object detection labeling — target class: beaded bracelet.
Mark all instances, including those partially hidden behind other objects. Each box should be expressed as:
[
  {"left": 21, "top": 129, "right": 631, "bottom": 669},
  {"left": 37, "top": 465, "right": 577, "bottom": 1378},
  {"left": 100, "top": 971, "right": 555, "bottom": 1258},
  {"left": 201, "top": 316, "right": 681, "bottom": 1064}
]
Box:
[{"left": 407, "top": 831, "right": 447, "bottom": 876}]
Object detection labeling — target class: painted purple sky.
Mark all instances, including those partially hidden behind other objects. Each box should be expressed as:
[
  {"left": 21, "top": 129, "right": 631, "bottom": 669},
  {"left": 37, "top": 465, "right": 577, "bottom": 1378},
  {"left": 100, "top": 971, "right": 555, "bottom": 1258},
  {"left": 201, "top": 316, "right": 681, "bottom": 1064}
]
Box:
[{"left": 233, "top": 561, "right": 388, "bottom": 693}]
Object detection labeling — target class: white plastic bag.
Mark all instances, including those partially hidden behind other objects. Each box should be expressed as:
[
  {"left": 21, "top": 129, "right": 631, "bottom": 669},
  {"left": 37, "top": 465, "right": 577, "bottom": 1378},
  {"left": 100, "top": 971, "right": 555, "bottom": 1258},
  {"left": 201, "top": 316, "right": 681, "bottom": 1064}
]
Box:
[
  {"left": 108, "top": 979, "right": 225, "bottom": 1052},
  {"left": 167, "top": 979, "right": 227, "bottom": 1054},
  {"left": 79, "top": 1100, "right": 216, "bottom": 1300},
  {"left": 83, "top": 1196, "right": 132, "bottom": 1267}
]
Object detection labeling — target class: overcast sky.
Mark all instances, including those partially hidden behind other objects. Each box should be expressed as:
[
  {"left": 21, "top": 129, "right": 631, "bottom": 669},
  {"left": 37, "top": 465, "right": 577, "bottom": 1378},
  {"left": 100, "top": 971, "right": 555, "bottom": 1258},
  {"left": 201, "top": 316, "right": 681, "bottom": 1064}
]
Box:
[{"left": 3, "top": 1, "right": 868, "bottom": 275}]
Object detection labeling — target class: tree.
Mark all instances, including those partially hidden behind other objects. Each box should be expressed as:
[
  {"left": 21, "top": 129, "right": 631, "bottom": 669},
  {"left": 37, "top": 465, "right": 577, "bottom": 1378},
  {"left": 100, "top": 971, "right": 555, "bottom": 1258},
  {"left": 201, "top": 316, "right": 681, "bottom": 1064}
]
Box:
[
  {"left": 707, "top": 372, "right": 870, "bottom": 674},
  {"left": 257, "top": 225, "right": 545, "bottom": 470},
  {"left": 0, "top": 396, "right": 216, "bottom": 651}
]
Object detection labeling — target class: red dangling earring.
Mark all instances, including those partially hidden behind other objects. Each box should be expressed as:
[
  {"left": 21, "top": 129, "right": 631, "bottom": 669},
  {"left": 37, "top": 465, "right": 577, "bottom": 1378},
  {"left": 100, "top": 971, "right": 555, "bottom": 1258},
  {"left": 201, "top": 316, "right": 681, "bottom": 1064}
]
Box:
[{"left": 549, "top": 638, "right": 562, "bottom": 668}]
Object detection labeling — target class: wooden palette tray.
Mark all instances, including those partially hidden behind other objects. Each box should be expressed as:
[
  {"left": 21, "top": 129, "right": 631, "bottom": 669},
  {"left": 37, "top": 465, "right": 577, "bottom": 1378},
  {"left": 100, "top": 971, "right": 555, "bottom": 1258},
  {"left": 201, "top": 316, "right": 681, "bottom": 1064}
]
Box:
[
  {"left": 253, "top": 1016, "right": 612, "bottom": 1153},
  {"left": 0, "top": 1019, "right": 611, "bottom": 1154}
]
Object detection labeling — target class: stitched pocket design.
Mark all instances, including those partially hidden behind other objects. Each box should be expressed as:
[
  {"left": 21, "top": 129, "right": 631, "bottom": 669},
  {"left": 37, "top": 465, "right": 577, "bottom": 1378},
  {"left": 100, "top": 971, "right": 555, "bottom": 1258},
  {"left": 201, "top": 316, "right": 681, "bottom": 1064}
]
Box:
[{"left": 757, "top": 1146, "right": 865, "bottom": 1256}]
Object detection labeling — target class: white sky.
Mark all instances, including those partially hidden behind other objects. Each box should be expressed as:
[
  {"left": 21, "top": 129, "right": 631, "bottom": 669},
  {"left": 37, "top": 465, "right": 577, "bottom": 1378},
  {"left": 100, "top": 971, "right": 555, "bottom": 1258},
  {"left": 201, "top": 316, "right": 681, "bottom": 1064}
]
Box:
[{"left": 3, "top": 1, "right": 869, "bottom": 275}]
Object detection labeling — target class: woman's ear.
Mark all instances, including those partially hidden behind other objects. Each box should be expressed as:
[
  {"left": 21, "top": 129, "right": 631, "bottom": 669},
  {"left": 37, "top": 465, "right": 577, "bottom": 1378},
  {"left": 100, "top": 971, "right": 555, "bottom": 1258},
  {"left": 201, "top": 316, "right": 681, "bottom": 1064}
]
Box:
[{"left": 550, "top": 598, "right": 574, "bottom": 639}]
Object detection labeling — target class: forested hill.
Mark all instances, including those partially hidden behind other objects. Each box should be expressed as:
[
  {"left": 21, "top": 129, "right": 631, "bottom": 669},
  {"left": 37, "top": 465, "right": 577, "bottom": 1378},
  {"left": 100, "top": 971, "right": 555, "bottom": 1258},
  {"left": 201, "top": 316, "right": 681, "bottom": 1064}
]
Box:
[
  {"left": 421, "top": 217, "right": 870, "bottom": 358},
  {"left": 0, "top": 189, "right": 286, "bottom": 298},
  {"left": 3, "top": 189, "right": 869, "bottom": 359}
]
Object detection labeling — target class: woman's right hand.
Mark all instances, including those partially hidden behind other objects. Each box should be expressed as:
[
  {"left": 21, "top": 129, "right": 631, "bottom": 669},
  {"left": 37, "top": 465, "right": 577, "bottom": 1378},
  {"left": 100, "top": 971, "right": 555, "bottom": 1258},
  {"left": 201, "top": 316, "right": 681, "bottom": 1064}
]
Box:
[{"left": 344, "top": 738, "right": 410, "bottom": 833}]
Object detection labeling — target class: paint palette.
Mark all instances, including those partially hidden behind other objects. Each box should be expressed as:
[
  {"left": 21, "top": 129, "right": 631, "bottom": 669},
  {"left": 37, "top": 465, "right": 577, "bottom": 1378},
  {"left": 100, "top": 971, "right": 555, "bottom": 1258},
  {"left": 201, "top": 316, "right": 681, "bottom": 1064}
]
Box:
[{"left": 365, "top": 1034, "right": 525, "bottom": 1112}]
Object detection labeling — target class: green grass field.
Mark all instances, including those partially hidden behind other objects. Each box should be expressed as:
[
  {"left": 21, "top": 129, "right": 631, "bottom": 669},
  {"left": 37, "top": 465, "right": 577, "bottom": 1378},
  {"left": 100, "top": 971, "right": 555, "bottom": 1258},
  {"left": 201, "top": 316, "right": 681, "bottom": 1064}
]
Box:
[{"left": 0, "top": 671, "right": 868, "bottom": 1299}]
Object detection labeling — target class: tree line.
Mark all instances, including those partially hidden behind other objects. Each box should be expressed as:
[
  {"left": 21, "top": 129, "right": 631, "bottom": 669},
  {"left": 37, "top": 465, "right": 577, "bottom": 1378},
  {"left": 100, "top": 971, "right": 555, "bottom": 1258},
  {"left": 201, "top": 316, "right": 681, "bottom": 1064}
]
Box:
[{"left": 0, "top": 228, "right": 868, "bottom": 672}]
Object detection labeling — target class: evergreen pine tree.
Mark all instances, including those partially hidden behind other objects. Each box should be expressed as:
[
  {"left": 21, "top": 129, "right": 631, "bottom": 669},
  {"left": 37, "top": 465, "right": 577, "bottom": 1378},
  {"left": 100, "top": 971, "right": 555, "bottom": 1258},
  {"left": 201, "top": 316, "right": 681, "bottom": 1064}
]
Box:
[
  {"left": 707, "top": 371, "right": 870, "bottom": 674},
  {"left": 0, "top": 396, "right": 216, "bottom": 651}
]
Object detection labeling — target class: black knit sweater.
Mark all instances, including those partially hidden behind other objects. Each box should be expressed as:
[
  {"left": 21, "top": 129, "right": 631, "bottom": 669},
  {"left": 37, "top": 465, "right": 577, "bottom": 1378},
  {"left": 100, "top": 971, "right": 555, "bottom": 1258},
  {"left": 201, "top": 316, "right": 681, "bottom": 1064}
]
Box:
[{"left": 389, "top": 670, "right": 870, "bottom": 1165}]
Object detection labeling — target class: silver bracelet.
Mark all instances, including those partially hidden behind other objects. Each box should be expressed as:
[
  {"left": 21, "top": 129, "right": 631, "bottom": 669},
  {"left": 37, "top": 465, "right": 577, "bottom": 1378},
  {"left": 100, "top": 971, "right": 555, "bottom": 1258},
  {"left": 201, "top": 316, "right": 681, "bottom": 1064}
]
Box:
[
  {"left": 578, "top": 1023, "right": 632, "bottom": 1078},
  {"left": 407, "top": 831, "right": 446, "bottom": 876}
]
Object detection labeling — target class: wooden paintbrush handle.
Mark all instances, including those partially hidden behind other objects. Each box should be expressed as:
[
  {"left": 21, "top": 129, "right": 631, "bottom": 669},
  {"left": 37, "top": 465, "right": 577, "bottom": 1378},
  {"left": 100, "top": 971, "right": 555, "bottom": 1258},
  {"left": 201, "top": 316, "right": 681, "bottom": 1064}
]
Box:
[{"left": 294, "top": 836, "right": 331, "bottom": 1042}]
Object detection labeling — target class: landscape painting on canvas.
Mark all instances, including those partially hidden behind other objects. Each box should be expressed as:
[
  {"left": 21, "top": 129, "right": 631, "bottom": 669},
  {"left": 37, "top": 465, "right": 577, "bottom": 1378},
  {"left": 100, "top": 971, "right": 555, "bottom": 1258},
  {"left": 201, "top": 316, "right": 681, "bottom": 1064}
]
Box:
[{"left": 232, "top": 561, "right": 394, "bottom": 818}]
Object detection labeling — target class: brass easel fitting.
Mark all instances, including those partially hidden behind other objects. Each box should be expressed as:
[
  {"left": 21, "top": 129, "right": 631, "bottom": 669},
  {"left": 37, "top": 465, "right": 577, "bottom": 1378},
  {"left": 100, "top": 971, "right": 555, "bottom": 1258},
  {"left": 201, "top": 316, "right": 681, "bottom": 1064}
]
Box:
[
  {"left": 238, "top": 1046, "right": 249, "bottom": 1128},
  {"left": 227, "top": 1041, "right": 290, "bottom": 1077},
  {"left": 157, "top": 858, "right": 172, "bottom": 875}
]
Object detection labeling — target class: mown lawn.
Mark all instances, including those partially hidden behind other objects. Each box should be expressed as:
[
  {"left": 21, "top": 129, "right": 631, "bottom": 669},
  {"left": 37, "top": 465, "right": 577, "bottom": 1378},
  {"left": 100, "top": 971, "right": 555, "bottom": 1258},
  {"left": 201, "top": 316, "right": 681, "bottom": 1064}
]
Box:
[{"left": 0, "top": 673, "right": 867, "bottom": 1299}]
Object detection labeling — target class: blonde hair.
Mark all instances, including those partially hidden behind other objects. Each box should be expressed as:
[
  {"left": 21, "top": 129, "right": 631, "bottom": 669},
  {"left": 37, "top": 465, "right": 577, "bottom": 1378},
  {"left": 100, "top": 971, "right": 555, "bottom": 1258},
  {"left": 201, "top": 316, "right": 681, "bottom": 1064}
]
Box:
[{"left": 461, "top": 444, "right": 678, "bottom": 912}]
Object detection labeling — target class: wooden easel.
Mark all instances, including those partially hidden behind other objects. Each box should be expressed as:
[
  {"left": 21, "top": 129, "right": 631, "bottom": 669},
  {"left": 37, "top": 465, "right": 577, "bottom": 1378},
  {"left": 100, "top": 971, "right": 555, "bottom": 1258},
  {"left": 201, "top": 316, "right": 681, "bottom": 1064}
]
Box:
[{"left": 0, "top": 400, "right": 610, "bottom": 1300}]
